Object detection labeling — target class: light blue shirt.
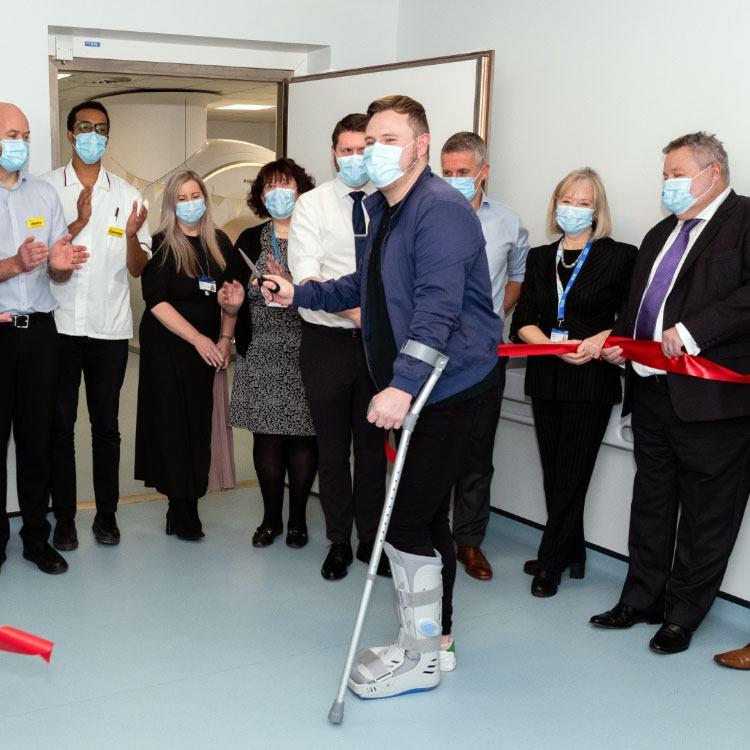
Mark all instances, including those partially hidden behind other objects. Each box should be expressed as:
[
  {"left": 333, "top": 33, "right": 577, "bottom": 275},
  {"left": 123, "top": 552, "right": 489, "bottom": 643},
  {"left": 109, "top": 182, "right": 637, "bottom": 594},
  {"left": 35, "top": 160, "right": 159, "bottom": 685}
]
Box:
[
  {"left": 477, "top": 195, "right": 530, "bottom": 322},
  {"left": 0, "top": 172, "right": 68, "bottom": 314}
]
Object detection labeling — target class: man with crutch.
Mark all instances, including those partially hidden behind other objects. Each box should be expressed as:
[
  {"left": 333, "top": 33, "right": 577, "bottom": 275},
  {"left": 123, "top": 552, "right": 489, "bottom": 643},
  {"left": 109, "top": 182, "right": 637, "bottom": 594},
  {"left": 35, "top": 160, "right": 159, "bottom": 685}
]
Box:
[{"left": 260, "top": 95, "right": 501, "bottom": 700}]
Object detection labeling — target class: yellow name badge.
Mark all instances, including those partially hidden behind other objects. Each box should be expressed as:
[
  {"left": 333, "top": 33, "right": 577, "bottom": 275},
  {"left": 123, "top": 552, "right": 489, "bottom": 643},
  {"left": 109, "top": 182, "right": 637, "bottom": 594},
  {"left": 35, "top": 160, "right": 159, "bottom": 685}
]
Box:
[
  {"left": 27, "top": 216, "right": 45, "bottom": 229},
  {"left": 108, "top": 226, "right": 125, "bottom": 238}
]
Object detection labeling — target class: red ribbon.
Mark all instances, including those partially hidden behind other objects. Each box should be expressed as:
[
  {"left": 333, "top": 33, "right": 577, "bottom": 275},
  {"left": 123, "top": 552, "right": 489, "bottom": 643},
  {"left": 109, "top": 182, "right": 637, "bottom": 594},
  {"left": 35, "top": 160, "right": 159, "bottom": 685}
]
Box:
[
  {"left": 384, "top": 336, "right": 750, "bottom": 463},
  {"left": 0, "top": 626, "right": 54, "bottom": 662},
  {"left": 499, "top": 336, "right": 750, "bottom": 384},
  {"left": 384, "top": 433, "right": 397, "bottom": 463}
]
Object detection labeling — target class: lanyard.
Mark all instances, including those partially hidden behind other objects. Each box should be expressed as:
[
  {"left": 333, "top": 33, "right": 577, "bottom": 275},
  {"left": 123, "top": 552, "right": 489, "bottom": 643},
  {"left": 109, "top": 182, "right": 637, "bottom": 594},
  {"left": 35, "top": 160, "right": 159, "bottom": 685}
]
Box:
[
  {"left": 555, "top": 240, "right": 592, "bottom": 324},
  {"left": 271, "top": 224, "right": 281, "bottom": 262}
]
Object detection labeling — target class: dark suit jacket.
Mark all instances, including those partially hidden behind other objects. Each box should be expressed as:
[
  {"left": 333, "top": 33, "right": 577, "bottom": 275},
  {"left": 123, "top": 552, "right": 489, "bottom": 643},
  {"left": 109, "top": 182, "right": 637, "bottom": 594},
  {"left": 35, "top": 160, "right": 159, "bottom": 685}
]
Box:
[
  {"left": 510, "top": 237, "right": 637, "bottom": 403},
  {"left": 224, "top": 222, "right": 268, "bottom": 357},
  {"left": 616, "top": 189, "right": 750, "bottom": 422}
]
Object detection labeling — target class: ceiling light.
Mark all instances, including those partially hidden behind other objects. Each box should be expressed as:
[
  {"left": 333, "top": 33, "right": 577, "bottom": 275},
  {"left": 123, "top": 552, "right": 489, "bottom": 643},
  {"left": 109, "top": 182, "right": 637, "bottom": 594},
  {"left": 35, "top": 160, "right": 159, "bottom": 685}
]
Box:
[
  {"left": 57, "top": 72, "right": 72, "bottom": 80},
  {"left": 215, "top": 104, "right": 275, "bottom": 111}
]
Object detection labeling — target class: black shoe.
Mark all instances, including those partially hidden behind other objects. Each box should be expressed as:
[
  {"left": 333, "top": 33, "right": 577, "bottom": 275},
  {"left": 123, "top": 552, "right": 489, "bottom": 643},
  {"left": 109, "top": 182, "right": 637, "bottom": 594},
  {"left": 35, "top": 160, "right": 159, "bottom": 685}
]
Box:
[
  {"left": 531, "top": 569, "right": 561, "bottom": 597},
  {"left": 650, "top": 622, "right": 692, "bottom": 654},
  {"left": 92, "top": 513, "right": 120, "bottom": 545},
  {"left": 356, "top": 541, "right": 391, "bottom": 577},
  {"left": 590, "top": 602, "right": 663, "bottom": 629},
  {"left": 321, "top": 542, "right": 353, "bottom": 581},
  {"left": 165, "top": 500, "right": 204, "bottom": 542},
  {"left": 252, "top": 526, "right": 282, "bottom": 548},
  {"left": 185, "top": 498, "right": 205, "bottom": 538},
  {"left": 22, "top": 542, "right": 68, "bottom": 575},
  {"left": 524, "top": 559, "right": 585, "bottom": 578},
  {"left": 53, "top": 520, "right": 78, "bottom": 551},
  {"left": 286, "top": 528, "right": 308, "bottom": 549}
]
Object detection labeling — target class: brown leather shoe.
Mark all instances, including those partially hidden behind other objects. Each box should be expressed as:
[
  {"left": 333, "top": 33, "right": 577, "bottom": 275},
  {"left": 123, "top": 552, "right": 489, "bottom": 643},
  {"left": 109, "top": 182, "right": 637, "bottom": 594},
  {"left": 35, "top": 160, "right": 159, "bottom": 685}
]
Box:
[
  {"left": 714, "top": 644, "right": 750, "bottom": 669},
  {"left": 457, "top": 546, "right": 493, "bottom": 580}
]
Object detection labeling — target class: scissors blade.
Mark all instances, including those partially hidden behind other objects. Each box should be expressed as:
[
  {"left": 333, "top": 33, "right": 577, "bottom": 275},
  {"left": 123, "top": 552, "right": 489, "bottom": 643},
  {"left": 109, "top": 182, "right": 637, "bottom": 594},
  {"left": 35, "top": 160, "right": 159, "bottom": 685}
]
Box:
[{"left": 238, "top": 248, "right": 261, "bottom": 277}]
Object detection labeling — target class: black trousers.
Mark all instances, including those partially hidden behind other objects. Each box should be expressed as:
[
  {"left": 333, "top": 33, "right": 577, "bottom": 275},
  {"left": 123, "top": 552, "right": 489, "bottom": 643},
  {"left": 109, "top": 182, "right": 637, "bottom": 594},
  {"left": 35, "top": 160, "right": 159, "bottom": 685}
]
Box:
[
  {"left": 620, "top": 376, "right": 750, "bottom": 630},
  {"left": 0, "top": 315, "right": 59, "bottom": 551},
  {"left": 51, "top": 335, "right": 129, "bottom": 520},
  {"left": 387, "top": 392, "right": 483, "bottom": 635},
  {"left": 299, "top": 323, "right": 385, "bottom": 545},
  {"left": 452, "top": 362, "right": 506, "bottom": 546},
  {"left": 531, "top": 397, "right": 612, "bottom": 572}
]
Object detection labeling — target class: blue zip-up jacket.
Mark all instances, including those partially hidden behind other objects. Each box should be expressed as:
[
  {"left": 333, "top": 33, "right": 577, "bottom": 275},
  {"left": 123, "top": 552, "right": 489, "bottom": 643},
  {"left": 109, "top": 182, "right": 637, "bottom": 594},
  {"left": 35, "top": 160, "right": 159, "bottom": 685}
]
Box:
[{"left": 294, "top": 166, "right": 501, "bottom": 404}]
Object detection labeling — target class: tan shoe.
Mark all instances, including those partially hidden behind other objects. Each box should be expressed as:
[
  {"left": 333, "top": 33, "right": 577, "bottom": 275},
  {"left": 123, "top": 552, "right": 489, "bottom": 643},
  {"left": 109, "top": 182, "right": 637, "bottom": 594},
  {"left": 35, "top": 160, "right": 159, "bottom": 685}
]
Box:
[
  {"left": 457, "top": 546, "right": 493, "bottom": 580},
  {"left": 714, "top": 644, "right": 750, "bottom": 669}
]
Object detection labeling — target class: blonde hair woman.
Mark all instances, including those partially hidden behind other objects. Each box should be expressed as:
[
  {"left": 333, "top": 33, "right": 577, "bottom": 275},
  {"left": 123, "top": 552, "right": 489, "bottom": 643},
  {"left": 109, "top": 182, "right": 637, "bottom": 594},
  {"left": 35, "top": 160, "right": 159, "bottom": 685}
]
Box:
[
  {"left": 135, "top": 170, "right": 244, "bottom": 540},
  {"left": 510, "top": 167, "right": 637, "bottom": 597}
]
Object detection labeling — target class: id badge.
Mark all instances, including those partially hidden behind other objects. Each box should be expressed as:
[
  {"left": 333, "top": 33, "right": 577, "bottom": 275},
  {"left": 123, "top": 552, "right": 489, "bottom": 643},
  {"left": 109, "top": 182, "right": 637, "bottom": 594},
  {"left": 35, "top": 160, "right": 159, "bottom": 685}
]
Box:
[
  {"left": 550, "top": 328, "right": 569, "bottom": 342},
  {"left": 199, "top": 275, "right": 217, "bottom": 295}
]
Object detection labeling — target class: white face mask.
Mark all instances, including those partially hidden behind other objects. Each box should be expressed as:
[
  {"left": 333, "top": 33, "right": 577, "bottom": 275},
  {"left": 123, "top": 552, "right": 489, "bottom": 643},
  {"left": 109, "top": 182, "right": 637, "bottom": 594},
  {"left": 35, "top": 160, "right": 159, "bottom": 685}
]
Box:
[{"left": 363, "top": 137, "right": 418, "bottom": 189}]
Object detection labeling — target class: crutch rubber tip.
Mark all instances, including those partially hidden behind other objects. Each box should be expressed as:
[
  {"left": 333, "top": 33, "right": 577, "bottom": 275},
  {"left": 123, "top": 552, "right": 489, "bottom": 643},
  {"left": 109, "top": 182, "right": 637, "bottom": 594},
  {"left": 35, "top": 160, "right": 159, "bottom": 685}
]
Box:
[{"left": 328, "top": 700, "right": 344, "bottom": 725}]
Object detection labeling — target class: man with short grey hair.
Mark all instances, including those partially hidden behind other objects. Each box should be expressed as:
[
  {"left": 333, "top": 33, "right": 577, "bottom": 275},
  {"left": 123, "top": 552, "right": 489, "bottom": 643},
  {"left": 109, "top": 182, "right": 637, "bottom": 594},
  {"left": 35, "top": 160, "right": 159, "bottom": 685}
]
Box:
[
  {"left": 591, "top": 131, "right": 750, "bottom": 654},
  {"left": 441, "top": 131, "right": 529, "bottom": 580}
]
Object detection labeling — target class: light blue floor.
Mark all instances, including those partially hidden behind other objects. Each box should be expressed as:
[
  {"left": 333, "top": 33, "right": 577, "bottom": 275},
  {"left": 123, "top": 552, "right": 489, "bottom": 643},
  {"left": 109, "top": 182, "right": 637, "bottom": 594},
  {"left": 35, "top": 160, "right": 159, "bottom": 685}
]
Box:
[{"left": 1, "top": 491, "right": 748, "bottom": 750}]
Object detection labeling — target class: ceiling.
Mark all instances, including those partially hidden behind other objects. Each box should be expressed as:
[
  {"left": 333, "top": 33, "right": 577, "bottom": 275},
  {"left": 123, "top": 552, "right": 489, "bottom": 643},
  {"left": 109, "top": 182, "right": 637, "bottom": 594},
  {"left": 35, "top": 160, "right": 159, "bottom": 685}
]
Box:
[{"left": 57, "top": 73, "right": 278, "bottom": 123}]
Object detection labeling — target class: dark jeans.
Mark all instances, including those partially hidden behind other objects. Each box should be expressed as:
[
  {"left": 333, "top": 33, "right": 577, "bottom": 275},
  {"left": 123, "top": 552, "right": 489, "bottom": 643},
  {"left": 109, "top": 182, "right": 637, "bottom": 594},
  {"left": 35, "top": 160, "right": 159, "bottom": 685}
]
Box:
[
  {"left": 452, "top": 362, "right": 506, "bottom": 546},
  {"left": 51, "top": 335, "right": 129, "bottom": 520},
  {"left": 386, "top": 392, "right": 482, "bottom": 635},
  {"left": 621, "top": 376, "right": 750, "bottom": 630},
  {"left": 300, "top": 323, "right": 386, "bottom": 545},
  {"left": 531, "top": 398, "right": 612, "bottom": 572},
  {"left": 0, "top": 315, "right": 59, "bottom": 551}
]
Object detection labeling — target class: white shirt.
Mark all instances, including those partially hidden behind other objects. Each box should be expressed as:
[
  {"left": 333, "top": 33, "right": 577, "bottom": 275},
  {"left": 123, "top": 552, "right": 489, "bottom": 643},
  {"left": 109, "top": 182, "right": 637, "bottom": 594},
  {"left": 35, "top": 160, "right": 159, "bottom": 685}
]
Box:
[
  {"left": 477, "top": 195, "right": 530, "bottom": 321},
  {"left": 288, "top": 176, "right": 374, "bottom": 328},
  {"left": 633, "top": 185, "right": 731, "bottom": 376},
  {"left": 41, "top": 162, "right": 152, "bottom": 339}
]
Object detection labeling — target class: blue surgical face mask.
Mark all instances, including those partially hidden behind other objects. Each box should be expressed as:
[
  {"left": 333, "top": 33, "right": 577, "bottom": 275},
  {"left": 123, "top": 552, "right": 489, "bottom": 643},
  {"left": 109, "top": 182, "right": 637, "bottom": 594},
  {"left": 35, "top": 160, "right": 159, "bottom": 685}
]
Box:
[
  {"left": 176, "top": 198, "right": 206, "bottom": 225},
  {"left": 74, "top": 132, "right": 107, "bottom": 165},
  {"left": 556, "top": 204, "right": 594, "bottom": 236},
  {"left": 336, "top": 154, "right": 369, "bottom": 187},
  {"left": 0, "top": 138, "right": 29, "bottom": 172},
  {"left": 444, "top": 175, "right": 479, "bottom": 202},
  {"left": 364, "top": 138, "right": 417, "bottom": 189},
  {"left": 661, "top": 165, "right": 712, "bottom": 215},
  {"left": 264, "top": 187, "right": 296, "bottom": 219}
]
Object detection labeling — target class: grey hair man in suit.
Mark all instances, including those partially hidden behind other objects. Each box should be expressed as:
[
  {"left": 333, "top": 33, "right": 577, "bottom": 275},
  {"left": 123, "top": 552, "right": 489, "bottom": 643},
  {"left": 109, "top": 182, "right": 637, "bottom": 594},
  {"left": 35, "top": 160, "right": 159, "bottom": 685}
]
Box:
[{"left": 591, "top": 132, "right": 750, "bottom": 654}]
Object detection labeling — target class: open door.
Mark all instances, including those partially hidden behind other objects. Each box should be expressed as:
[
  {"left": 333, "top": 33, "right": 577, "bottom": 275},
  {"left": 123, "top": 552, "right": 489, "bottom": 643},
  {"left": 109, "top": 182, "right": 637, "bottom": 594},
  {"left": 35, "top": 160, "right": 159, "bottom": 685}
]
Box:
[{"left": 285, "top": 51, "right": 493, "bottom": 185}]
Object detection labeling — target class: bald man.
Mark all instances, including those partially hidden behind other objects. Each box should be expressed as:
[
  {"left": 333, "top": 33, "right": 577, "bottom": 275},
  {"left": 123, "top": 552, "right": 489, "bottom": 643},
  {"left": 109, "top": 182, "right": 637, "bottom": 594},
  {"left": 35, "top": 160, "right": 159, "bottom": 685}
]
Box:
[{"left": 0, "top": 102, "right": 89, "bottom": 575}]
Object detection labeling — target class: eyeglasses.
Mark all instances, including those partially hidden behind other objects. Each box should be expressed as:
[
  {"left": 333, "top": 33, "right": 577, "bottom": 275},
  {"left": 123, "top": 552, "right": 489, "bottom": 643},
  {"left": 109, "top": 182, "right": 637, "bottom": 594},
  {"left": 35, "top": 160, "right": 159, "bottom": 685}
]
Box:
[{"left": 74, "top": 121, "right": 109, "bottom": 136}]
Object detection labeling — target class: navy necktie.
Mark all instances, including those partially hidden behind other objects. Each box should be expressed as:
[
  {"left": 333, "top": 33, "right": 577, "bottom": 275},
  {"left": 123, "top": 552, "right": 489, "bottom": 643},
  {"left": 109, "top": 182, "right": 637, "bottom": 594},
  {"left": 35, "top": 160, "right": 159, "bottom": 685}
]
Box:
[
  {"left": 635, "top": 217, "right": 702, "bottom": 340},
  {"left": 349, "top": 191, "right": 366, "bottom": 235}
]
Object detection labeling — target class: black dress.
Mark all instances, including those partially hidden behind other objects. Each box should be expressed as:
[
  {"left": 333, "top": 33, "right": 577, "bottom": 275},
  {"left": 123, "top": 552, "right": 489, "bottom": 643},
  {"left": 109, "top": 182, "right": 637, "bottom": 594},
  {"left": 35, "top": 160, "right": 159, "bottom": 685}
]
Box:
[{"left": 134, "top": 231, "right": 232, "bottom": 499}]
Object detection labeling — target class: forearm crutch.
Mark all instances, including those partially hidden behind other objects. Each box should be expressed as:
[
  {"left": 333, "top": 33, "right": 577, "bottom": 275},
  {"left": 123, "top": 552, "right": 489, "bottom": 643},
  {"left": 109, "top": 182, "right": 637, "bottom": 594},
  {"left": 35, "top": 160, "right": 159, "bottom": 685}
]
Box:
[{"left": 328, "top": 340, "right": 449, "bottom": 725}]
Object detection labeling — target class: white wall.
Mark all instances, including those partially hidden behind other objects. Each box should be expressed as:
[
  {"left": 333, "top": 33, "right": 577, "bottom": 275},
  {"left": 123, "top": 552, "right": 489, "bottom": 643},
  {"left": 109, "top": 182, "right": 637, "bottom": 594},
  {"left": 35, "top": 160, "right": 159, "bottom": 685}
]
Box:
[
  {"left": 6, "top": 0, "right": 400, "bottom": 175},
  {"left": 397, "top": 0, "right": 750, "bottom": 247}
]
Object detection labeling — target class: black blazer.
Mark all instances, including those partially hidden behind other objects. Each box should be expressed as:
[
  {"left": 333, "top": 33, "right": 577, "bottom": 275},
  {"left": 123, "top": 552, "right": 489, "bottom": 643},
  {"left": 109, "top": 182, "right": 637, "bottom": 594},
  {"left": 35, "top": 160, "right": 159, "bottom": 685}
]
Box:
[
  {"left": 510, "top": 237, "right": 637, "bottom": 403},
  {"left": 616, "top": 190, "right": 750, "bottom": 421},
  {"left": 224, "top": 222, "right": 269, "bottom": 357}
]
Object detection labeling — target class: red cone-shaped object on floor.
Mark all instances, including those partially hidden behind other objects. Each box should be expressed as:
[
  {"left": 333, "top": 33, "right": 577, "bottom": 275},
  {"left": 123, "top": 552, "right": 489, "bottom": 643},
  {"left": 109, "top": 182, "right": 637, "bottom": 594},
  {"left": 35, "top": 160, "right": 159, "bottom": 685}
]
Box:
[{"left": 0, "top": 626, "right": 54, "bottom": 662}]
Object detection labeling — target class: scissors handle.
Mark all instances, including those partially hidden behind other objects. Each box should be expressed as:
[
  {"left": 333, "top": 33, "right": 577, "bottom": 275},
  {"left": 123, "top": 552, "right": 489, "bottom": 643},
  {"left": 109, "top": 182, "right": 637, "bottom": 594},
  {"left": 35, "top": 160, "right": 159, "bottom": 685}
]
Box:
[{"left": 258, "top": 275, "right": 281, "bottom": 294}]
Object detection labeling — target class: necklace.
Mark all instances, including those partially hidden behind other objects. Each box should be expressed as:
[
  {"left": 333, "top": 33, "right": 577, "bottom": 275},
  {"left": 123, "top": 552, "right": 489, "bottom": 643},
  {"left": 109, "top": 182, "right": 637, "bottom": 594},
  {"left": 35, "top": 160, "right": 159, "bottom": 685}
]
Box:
[{"left": 558, "top": 239, "right": 584, "bottom": 270}]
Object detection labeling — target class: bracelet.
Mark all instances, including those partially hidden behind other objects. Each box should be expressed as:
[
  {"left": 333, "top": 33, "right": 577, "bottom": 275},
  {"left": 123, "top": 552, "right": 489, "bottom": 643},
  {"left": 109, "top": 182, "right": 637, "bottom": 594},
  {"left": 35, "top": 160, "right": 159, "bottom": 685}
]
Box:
[{"left": 219, "top": 334, "right": 233, "bottom": 342}]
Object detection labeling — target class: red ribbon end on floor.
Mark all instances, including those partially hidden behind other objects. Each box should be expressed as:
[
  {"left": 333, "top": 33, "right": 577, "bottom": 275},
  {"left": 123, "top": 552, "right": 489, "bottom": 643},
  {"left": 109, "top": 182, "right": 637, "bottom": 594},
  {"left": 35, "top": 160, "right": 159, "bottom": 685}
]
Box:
[{"left": 0, "top": 626, "right": 55, "bottom": 663}]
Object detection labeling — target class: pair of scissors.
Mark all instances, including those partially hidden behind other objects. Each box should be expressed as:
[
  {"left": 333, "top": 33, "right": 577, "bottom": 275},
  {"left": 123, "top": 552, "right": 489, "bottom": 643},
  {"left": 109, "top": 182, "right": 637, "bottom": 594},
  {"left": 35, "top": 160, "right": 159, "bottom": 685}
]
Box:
[{"left": 237, "top": 248, "right": 281, "bottom": 294}]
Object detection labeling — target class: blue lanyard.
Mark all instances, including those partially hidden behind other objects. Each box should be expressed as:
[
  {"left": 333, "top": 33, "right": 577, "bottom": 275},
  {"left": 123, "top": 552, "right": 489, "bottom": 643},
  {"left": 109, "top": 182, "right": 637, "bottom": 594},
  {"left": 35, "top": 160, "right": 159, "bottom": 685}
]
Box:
[
  {"left": 271, "top": 224, "right": 281, "bottom": 262},
  {"left": 555, "top": 240, "right": 592, "bottom": 324}
]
